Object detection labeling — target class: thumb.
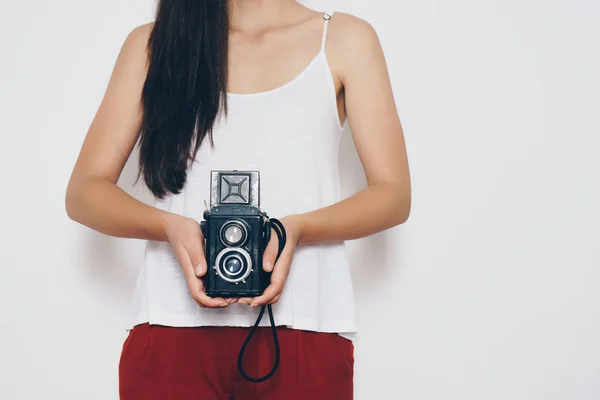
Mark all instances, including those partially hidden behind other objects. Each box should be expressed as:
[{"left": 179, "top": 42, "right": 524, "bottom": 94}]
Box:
[
  {"left": 187, "top": 242, "right": 207, "bottom": 277},
  {"left": 262, "top": 229, "right": 280, "bottom": 272}
]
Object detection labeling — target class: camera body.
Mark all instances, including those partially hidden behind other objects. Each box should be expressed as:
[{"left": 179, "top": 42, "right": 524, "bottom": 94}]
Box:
[{"left": 200, "top": 171, "right": 271, "bottom": 298}]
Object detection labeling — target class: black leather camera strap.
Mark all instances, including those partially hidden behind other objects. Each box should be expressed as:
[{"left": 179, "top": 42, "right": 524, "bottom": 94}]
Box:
[{"left": 237, "top": 217, "right": 287, "bottom": 383}]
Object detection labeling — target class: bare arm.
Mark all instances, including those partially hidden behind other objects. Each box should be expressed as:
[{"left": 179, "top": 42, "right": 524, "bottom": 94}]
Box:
[
  {"left": 65, "top": 23, "right": 227, "bottom": 308},
  {"left": 65, "top": 23, "right": 172, "bottom": 241},
  {"left": 252, "top": 14, "right": 411, "bottom": 305},
  {"left": 295, "top": 14, "right": 411, "bottom": 245}
]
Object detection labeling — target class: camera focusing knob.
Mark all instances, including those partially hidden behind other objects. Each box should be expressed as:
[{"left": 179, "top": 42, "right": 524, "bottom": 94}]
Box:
[
  {"left": 263, "top": 220, "right": 271, "bottom": 243},
  {"left": 200, "top": 221, "right": 207, "bottom": 237}
]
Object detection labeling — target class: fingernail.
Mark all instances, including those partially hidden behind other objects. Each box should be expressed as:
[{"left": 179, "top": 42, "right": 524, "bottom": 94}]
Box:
[
  {"left": 221, "top": 301, "right": 228, "bottom": 306},
  {"left": 264, "top": 261, "right": 273, "bottom": 271},
  {"left": 195, "top": 264, "right": 205, "bottom": 276}
]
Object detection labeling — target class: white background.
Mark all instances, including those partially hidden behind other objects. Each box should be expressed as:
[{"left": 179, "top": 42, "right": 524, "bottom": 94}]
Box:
[{"left": 1, "top": 0, "right": 599, "bottom": 399}]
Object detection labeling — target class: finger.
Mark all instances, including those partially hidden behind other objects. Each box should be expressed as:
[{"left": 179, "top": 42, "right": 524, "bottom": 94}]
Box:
[
  {"left": 250, "top": 284, "right": 282, "bottom": 307},
  {"left": 173, "top": 243, "right": 227, "bottom": 308},
  {"left": 268, "top": 294, "right": 282, "bottom": 305},
  {"left": 196, "top": 297, "right": 229, "bottom": 308},
  {"left": 262, "top": 228, "right": 280, "bottom": 272},
  {"left": 191, "top": 285, "right": 228, "bottom": 307},
  {"left": 238, "top": 297, "right": 253, "bottom": 305},
  {"left": 186, "top": 239, "right": 208, "bottom": 278},
  {"left": 252, "top": 246, "right": 293, "bottom": 306},
  {"left": 193, "top": 278, "right": 229, "bottom": 308}
]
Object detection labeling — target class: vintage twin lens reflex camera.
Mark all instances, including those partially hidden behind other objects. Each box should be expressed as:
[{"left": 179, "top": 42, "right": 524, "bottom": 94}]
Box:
[{"left": 199, "top": 171, "right": 272, "bottom": 298}]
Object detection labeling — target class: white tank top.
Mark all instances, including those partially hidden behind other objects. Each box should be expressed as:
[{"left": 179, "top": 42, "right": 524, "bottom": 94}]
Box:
[{"left": 127, "top": 12, "right": 358, "bottom": 340}]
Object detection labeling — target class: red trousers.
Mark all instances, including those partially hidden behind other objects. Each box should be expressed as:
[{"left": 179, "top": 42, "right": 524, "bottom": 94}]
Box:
[{"left": 119, "top": 323, "right": 354, "bottom": 400}]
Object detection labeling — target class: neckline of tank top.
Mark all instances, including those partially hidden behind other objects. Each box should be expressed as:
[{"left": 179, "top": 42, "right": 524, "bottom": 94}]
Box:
[{"left": 226, "top": 49, "right": 327, "bottom": 98}]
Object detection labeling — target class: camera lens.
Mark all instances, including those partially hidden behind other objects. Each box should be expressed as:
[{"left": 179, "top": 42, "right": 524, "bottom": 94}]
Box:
[
  {"left": 215, "top": 247, "right": 252, "bottom": 284},
  {"left": 224, "top": 225, "right": 244, "bottom": 245},
  {"left": 223, "top": 255, "right": 243, "bottom": 276},
  {"left": 220, "top": 220, "right": 248, "bottom": 246}
]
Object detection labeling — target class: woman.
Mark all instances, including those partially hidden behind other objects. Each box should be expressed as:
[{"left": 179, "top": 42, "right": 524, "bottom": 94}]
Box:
[{"left": 66, "top": 0, "right": 410, "bottom": 399}]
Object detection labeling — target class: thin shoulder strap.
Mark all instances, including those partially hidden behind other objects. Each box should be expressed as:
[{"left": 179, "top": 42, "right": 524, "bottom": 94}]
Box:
[{"left": 321, "top": 12, "right": 335, "bottom": 51}]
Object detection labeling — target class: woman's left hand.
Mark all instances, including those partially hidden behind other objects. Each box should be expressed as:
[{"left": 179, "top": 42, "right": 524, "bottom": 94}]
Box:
[{"left": 238, "top": 214, "right": 303, "bottom": 307}]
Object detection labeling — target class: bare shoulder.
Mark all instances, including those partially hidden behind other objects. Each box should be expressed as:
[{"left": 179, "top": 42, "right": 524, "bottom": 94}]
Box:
[
  {"left": 329, "top": 12, "right": 377, "bottom": 37},
  {"left": 325, "top": 13, "right": 384, "bottom": 81},
  {"left": 327, "top": 12, "right": 381, "bottom": 55},
  {"left": 120, "top": 21, "right": 154, "bottom": 58},
  {"left": 106, "top": 21, "right": 154, "bottom": 86}
]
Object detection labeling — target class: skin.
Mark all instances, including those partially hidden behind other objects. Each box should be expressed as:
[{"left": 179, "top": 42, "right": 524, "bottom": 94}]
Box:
[{"left": 65, "top": 0, "right": 411, "bottom": 310}]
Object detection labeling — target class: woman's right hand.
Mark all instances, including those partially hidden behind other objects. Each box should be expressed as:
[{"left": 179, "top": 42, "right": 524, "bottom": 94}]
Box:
[{"left": 164, "top": 213, "right": 235, "bottom": 308}]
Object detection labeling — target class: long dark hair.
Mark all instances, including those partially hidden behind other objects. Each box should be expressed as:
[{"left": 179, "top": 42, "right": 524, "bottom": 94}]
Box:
[{"left": 137, "top": 0, "right": 230, "bottom": 199}]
